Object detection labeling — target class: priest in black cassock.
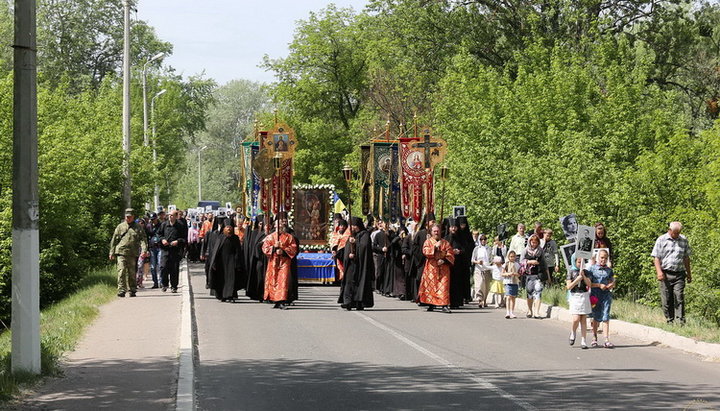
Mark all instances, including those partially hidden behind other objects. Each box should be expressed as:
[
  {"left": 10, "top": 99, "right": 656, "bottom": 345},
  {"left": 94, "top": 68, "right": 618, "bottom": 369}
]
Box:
[
  {"left": 245, "top": 214, "right": 268, "bottom": 301},
  {"left": 390, "top": 224, "right": 408, "bottom": 299},
  {"left": 402, "top": 220, "right": 417, "bottom": 301},
  {"left": 447, "top": 217, "right": 473, "bottom": 308},
  {"left": 208, "top": 219, "right": 243, "bottom": 302},
  {"left": 202, "top": 216, "right": 225, "bottom": 290},
  {"left": 372, "top": 218, "right": 390, "bottom": 294},
  {"left": 456, "top": 216, "right": 475, "bottom": 302},
  {"left": 337, "top": 217, "right": 375, "bottom": 310}
]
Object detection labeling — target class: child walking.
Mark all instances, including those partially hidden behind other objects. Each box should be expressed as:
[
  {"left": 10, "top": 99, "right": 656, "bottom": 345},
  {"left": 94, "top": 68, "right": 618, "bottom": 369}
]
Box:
[
  {"left": 566, "top": 254, "right": 592, "bottom": 349},
  {"left": 589, "top": 249, "right": 616, "bottom": 348},
  {"left": 489, "top": 256, "right": 505, "bottom": 308},
  {"left": 502, "top": 250, "right": 520, "bottom": 318}
]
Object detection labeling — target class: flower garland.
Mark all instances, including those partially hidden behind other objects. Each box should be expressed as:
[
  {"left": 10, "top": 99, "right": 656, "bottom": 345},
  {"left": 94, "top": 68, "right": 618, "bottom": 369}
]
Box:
[{"left": 291, "top": 184, "right": 336, "bottom": 253}]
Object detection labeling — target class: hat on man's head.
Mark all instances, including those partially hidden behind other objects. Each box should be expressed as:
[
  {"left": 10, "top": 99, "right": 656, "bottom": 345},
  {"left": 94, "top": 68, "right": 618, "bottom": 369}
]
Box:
[
  {"left": 124, "top": 208, "right": 135, "bottom": 216},
  {"left": 149, "top": 212, "right": 158, "bottom": 219}
]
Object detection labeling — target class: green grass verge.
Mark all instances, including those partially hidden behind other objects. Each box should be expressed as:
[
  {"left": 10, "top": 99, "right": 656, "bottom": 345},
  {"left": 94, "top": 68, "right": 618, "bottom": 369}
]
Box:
[
  {"left": 539, "top": 284, "right": 720, "bottom": 344},
  {"left": 0, "top": 266, "right": 116, "bottom": 401}
]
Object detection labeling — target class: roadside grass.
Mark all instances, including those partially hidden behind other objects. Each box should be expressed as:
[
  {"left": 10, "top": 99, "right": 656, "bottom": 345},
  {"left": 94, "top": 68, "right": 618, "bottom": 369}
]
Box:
[
  {"left": 0, "top": 266, "right": 116, "bottom": 401},
  {"left": 538, "top": 284, "right": 720, "bottom": 344}
]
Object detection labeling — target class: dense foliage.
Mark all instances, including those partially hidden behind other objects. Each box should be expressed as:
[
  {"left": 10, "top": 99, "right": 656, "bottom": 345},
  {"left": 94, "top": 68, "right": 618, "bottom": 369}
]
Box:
[
  {"left": 264, "top": 0, "right": 720, "bottom": 324},
  {"left": 0, "top": 2, "right": 214, "bottom": 322}
]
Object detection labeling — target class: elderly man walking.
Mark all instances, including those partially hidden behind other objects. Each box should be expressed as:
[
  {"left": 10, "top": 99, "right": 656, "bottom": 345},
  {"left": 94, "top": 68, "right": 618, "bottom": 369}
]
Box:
[
  {"left": 651, "top": 221, "right": 692, "bottom": 324},
  {"left": 109, "top": 208, "right": 148, "bottom": 297}
]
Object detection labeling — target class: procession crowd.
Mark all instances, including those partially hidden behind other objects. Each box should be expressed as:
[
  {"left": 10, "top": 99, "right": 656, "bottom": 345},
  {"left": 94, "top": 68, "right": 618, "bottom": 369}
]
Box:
[{"left": 108, "top": 206, "right": 692, "bottom": 349}]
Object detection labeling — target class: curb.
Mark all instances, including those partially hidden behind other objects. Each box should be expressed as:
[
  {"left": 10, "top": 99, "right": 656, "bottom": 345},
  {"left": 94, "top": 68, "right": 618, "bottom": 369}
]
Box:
[
  {"left": 512, "top": 298, "right": 720, "bottom": 361},
  {"left": 176, "top": 261, "right": 195, "bottom": 410}
]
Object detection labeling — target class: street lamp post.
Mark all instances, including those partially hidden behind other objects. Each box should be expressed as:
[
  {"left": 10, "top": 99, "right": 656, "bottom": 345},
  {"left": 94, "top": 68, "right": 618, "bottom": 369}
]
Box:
[
  {"left": 197, "top": 146, "right": 207, "bottom": 204},
  {"left": 142, "top": 52, "right": 165, "bottom": 147},
  {"left": 342, "top": 165, "right": 354, "bottom": 256},
  {"left": 150, "top": 89, "right": 166, "bottom": 211}
]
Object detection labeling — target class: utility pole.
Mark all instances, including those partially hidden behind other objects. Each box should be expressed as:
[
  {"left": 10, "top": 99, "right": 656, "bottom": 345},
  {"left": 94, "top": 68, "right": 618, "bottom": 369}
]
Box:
[
  {"left": 122, "top": 0, "right": 132, "bottom": 209},
  {"left": 143, "top": 52, "right": 165, "bottom": 147},
  {"left": 198, "top": 146, "right": 207, "bottom": 204},
  {"left": 151, "top": 89, "right": 166, "bottom": 212},
  {"left": 12, "top": 0, "right": 41, "bottom": 374}
]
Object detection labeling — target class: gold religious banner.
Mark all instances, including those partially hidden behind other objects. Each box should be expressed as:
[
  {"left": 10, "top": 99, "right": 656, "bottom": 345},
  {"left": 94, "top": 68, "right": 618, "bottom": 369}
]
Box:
[
  {"left": 252, "top": 148, "right": 275, "bottom": 180},
  {"left": 264, "top": 122, "right": 298, "bottom": 160},
  {"left": 408, "top": 127, "right": 448, "bottom": 170}
]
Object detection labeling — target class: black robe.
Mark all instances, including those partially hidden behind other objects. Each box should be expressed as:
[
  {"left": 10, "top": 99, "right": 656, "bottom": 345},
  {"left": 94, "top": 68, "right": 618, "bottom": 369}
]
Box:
[
  {"left": 447, "top": 232, "right": 472, "bottom": 308},
  {"left": 372, "top": 230, "right": 387, "bottom": 292},
  {"left": 457, "top": 227, "right": 475, "bottom": 301},
  {"left": 203, "top": 229, "right": 222, "bottom": 289},
  {"left": 412, "top": 228, "right": 429, "bottom": 303},
  {"left": 401, "top": 233, "right": 417, "bottom": 301},
  {"left": 337, "top": 229, "right": 375, "bottom": 308},
  {"left": 388, "top": 231, "right": 406, "bottom": 298},
  {"left": 243, "top": 227, "right": 255, "bottom": 285},
  {"left": 372, "top": 230, "right": 391, "bottom": 294},
  {"left": 245, "top": 230, "right": 268, "bottom": 301},
  {"left": 208, "top": 233, "right": 243, "bottom": 300}
]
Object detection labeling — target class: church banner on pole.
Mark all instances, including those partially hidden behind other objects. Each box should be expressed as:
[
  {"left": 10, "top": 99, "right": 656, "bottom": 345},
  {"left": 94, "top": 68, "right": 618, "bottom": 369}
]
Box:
[
  {"left": 370, "top": 141, "right": 400, "bottom": 221},
  {"left": 360, "top": 144, "right": 371, "bottom": 216},
  {"left": 399, "top": 127, "right": 447, "bottom": 222}
]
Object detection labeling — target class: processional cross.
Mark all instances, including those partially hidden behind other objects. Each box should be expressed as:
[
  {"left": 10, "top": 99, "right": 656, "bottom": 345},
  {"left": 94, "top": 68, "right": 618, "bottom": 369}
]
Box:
[{"left": 412, "top": 132, "right": 441, "bottom": 169}]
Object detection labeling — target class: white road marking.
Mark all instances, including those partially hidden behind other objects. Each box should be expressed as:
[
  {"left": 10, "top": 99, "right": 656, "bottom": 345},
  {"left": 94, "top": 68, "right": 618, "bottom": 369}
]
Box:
[
  {"left": 176, "top": 261, "right": 195, "bottom": 411},
  {"left": 355, "top": 312, "right": 537, "bottom": 411}
]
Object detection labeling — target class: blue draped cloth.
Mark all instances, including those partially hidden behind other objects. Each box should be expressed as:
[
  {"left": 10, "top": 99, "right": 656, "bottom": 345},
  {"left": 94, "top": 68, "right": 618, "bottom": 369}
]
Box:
[{"left": 297, "top": 252, "right": 336, "bottom": 284}]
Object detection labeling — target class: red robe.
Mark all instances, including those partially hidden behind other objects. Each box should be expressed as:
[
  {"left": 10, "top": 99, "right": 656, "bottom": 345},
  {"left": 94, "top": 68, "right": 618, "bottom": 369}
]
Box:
[
  {"left": 418, "top": 237, "right": 455, "bottom": 306},
  {"left": 262, "top": 231, "right": 298, "bottom": 302},
  {"left": 331, "top": 230, "right": 351, "bottom": 280}
]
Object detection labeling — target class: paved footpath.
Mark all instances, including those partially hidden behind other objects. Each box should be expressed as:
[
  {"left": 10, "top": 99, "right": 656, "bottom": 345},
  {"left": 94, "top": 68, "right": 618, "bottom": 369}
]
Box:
[{"left": 18, "top": 276, "right": 183, "bottom": 411}]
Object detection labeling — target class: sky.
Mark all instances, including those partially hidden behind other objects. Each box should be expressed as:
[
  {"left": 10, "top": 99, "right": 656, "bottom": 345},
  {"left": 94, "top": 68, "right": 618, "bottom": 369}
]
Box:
[{"left": 136, "top": 0, "right": 368, "bottom": 86}]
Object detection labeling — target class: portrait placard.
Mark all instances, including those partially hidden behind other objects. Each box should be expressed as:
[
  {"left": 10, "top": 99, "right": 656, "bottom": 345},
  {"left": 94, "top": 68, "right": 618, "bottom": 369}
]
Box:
[
  {"left": 497, "top": 223, "right": 507, "bottom": 241},
  {"left": 559, "top": 213, "right": 578, "bottom": 240},
  {"left": 453, "top": 206, "right": 466, "bottom": 218},
  {"left": 560, "top": 243, "right": 577, "bottom": 272},
  {"left": 575, "top": 224, "right": 595, "bottom": 259}
]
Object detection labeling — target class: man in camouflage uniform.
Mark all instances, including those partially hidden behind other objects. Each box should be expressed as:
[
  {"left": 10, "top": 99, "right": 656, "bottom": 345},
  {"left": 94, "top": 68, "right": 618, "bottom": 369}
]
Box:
[{"left": 109, "top": 208, "right": 149, "bottom": 297}]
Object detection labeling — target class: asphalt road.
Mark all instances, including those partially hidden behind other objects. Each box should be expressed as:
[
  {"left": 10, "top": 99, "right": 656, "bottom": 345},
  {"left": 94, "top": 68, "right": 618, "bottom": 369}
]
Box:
[{"left": 189, "top": 263, "right": 720, "bottom": 411}]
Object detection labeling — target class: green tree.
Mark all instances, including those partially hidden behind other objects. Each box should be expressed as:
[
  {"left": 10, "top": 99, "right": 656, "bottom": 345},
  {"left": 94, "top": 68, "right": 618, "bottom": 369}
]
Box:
[
  {"left": 37, "top": 0, "right": 172, "bottom": 90},
  {"left": 172, "top": 79, "right": 269, "bottom": 208}
]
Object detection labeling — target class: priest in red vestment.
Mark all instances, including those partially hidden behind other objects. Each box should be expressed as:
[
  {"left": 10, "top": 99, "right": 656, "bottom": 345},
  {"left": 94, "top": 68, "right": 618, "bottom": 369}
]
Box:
[
  {"left": 418, "top": 224, "right": 455, "bottom": 313},
  {"left": 262, "top": 214, "right": 298, "bottom": 309},
  {"left": 331, "top": 219, "right": 350, "bottom": 280}
]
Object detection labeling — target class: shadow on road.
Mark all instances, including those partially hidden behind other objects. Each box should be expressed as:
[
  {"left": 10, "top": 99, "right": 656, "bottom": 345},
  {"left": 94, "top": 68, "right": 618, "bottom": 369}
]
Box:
[
  {"left": 18, "top": 357, "right": 176, "bottom": 411},
  {"left": 196, "top": 358, "right": 720, "bottom": 410}
]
